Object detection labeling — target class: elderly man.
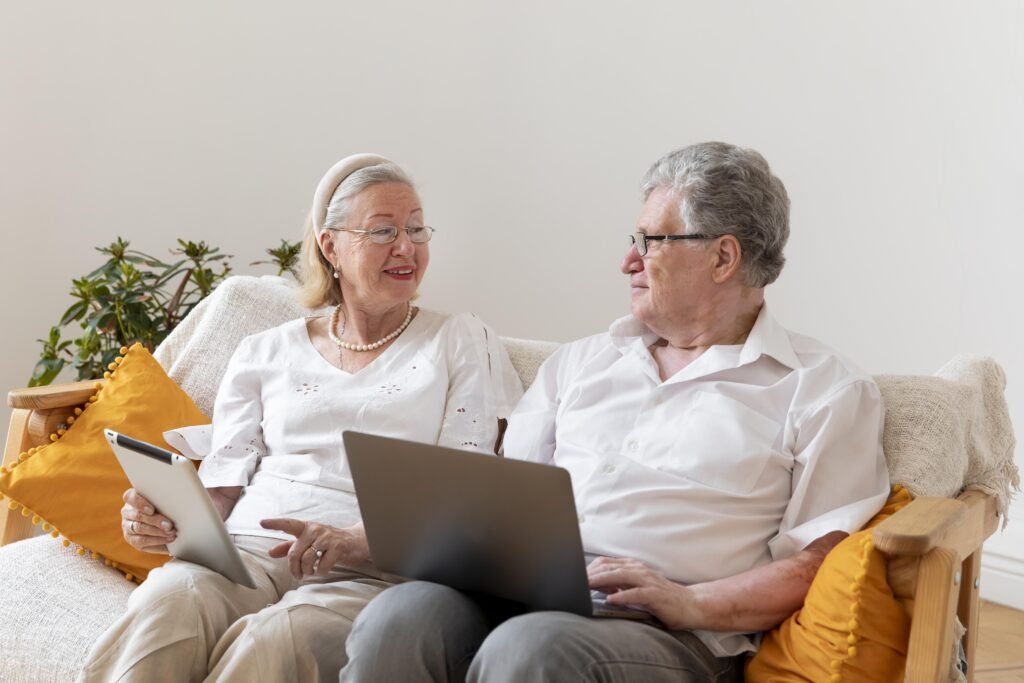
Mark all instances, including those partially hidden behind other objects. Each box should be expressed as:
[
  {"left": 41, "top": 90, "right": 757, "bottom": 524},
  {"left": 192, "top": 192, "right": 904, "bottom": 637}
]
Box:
[{"left": 340, "top": 142, "right": 890, "bottom": 682}]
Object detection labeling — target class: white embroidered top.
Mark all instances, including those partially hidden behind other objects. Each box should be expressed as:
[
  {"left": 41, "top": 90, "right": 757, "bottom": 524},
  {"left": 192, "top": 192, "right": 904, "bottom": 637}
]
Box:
[
  {"left": 503, "top": 304, "right": 890, "bottom": 657},
  {"left": 170, "top": 309, "right": 523, "bottom": 541}
]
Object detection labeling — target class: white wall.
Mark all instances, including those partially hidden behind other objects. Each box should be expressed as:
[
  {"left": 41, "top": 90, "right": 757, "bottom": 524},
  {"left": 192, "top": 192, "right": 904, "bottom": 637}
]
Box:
[{"left": 2, "top": 1, "right": 1022, "bottom": 605}]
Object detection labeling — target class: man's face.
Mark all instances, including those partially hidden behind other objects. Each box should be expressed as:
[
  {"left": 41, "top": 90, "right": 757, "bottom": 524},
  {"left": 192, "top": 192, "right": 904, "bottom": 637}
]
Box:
[{"left": 620, "top": 187, "right": 715, "bottom": 333}]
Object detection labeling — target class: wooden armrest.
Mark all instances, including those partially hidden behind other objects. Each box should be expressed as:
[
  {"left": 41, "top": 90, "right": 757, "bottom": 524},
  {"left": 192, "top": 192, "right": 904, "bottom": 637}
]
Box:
[
  {"left": 7, "top": 380, "right": 103, "bottom": 411},
  {"left": 873, "top": 490, "right": 999, "bottom": 559}
]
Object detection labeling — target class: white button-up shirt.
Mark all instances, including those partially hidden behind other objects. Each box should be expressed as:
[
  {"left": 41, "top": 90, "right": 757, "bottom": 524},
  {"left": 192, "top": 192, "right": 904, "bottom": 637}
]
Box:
[
  {"left": 503, "top": 304, "right": 890, "bottom": 657},
  {"left": 177, "top": 310, "right": 523, "bottom": 541}
]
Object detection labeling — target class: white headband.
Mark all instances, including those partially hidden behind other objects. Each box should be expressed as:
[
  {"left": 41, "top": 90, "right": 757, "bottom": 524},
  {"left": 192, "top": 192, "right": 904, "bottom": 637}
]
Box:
[{"left": 311, "top": 153, "right": 395, "bottom": 233}]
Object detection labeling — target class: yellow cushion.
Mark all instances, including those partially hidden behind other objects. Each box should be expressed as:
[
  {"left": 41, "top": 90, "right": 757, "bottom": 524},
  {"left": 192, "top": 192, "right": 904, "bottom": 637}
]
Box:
[
  {"left": 0, "top": 343, "right": 209, "bottom": 582},
  {"left": 746, "top": 486, "right": 913, "bottom": 683}
]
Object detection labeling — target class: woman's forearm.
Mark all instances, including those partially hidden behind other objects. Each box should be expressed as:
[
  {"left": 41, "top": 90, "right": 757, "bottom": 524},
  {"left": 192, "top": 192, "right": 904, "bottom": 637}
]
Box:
[{"left": 207, "top": 486, "right": 243, "bottom": 521}]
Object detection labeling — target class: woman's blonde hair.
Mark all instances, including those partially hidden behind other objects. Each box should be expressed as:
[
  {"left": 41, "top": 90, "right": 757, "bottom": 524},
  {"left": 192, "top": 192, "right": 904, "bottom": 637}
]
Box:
[
  {"left": 297, "top": 163, "right": 415, "bottom": 309},
  {"left": 297, "top": 212, "right": 340, "bottom": 309}
]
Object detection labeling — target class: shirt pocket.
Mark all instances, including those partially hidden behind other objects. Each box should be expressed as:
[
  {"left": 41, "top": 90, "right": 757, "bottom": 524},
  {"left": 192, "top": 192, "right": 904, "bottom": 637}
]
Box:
[{"left": 661, "top": 391, "right": 782, "bottom": 494}]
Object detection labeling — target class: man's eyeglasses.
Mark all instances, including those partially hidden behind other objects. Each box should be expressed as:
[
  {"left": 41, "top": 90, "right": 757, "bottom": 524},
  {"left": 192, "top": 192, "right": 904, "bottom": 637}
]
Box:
[
  {"left": 630, "top": 232, "right": 715, "bottom": 257},
  {"left": 327, "top": 225, "right": 436, "bottom": 245}
]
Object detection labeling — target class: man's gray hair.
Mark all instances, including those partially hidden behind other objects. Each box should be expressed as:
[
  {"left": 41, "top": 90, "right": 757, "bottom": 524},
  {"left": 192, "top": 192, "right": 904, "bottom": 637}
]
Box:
[
  {"left": 641, "top": 142, "right": 790, "bottom": 288},
  {"left": 323, "top": 163, "right": 415, "bottom": 230}
]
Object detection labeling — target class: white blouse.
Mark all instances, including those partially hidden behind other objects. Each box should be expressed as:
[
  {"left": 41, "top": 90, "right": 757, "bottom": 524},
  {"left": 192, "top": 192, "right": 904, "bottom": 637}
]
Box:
[
  {"left": 170, "top": 309, "right": 523, "bottom": 541},
  {"left": 503, "top": 304, "right": 890, "bottom": 657}
]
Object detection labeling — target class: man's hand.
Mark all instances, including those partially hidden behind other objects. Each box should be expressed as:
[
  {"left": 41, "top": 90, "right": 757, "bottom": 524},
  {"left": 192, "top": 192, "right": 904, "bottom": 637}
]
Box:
[
  {"left": 259, "top": 518, "right": 370, "bottom": 579},
  {"left": 588, "top": 530, "right": 849, "bottom": 633},
  {"left": 588, "top": 556, "right": 700, "bottom": 630}
]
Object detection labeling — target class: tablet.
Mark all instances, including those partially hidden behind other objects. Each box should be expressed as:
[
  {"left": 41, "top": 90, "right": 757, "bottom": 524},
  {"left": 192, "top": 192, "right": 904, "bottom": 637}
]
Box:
[{"left": 104, "top": 429, "right": 257, "bottom": 589}]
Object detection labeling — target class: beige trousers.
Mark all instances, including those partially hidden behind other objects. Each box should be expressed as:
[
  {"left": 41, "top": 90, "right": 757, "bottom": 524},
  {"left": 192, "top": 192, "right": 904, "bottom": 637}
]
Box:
[{"left": 77, "top": 535, "right": 397, "bottom": 683}]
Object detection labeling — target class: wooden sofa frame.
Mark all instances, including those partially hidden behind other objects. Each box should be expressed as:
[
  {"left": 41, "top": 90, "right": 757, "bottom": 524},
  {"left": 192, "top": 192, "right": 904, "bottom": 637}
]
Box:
[{"left": 1, "top": 380, "right": 1001, "bottom": 682}]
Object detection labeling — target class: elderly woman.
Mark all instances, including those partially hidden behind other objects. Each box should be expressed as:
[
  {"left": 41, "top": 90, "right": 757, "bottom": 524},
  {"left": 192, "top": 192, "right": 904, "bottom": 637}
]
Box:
[{"left": 78, "top": 154, "right": 523, "bottom": 682}]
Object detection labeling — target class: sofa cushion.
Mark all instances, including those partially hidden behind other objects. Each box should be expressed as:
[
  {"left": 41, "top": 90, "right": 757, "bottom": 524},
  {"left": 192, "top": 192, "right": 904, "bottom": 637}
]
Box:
[
  {"left": 0, "top": 535, "right": 133, "bottom": 681},
  {"left": 746, "top": 486, "right": 913, "bottom": 682},
  {"left": 0, "top": 343, "right": 209, "bottom": 582}
]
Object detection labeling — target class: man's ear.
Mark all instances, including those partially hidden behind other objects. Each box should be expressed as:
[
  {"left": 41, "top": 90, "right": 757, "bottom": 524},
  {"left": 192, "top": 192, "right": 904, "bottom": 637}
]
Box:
[{"left": 710, "top": 235, "right": 743, "bottom": 284}]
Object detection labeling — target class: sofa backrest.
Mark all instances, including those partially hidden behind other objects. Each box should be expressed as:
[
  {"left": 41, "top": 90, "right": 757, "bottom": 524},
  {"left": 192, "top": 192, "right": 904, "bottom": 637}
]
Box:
[{"left": 154, "top": 276, "right": 1016, "bottom": 516}]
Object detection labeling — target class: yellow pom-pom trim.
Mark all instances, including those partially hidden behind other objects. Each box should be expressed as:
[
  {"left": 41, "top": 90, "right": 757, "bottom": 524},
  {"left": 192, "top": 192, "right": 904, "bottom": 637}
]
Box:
[
  {"left": 74, "top": 407, "right": 83, "bottom": 416},
  {"left": 88, "top": 395, "right": 99, "bottom": 403},
  {"left": 124, "top": 573, "right": 134, "bottom": 582},
  {"left": 120, "top": 346, "right": 129, "bottom": 355},
  {"left": 66, "top": 416, "right": 76, "bottom": 425},
  {"left": 50, "top": 530, "right": 59, "bottom": 538},
  {"left": 20, "top": 506, "right": 31, "bottom": 517},
  {"left": 32, "top": 515, "right": 41, "bottom": 524},
  {"left": 103, "top": 371, "right": 112, "bottom": 379},
  {"left": 50, "top": 434, "right": 60, "bottom": 442},
  {"left": 92, "top": 552, "right": 101, "bottom": 560},
  {"left": 104, "top": 559, "right": 112, "bottom": 566},
  {"left": 94, "top": 382, "right": 104, "bottom": 390},
  {"left": 61, "top": 538, "right": 71, "bottom": 548},
  {"left": 19, "top": 452, "right": 29, "bottom": 461},
  {"left": 7, "top": 500, "right": 17, "bottom": 510},
  {"left": 115, "top": 356, "right": 124, "bottom": 365},
  {"left": 827, "top": 531, "right": 876, "bottom": 682},
  {"left": 56, "top": 428, "right": 66, "bottom": 436},
  {"left": 76, "top": 547, "right": 86, "bottom": 556},
  {"left": 0, "top": 466, "right": 8, "bottom": 475},
  {"left": 107, "top": 362, "right": 118, "bottom": 371},
  {"left": 42, "top": 522, "right": 51, "bottom": 531}
]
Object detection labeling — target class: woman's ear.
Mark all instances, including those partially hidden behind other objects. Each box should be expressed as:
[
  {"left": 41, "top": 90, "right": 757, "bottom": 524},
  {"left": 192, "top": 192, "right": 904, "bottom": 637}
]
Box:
[{"left": 317, "top": 229, "right": 336, "bottom": 266}]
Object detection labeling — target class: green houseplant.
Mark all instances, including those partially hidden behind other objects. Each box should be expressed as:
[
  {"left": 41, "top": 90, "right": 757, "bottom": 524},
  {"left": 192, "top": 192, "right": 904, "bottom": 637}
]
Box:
[{"left": 30, "top": 236, "right": 301, "bottom": 387}]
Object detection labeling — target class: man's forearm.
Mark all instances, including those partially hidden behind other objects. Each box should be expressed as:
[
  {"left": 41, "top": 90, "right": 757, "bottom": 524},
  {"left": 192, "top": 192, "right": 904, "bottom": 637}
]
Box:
[{"left": 686, "top": 530, "right": 847, "bottom": 632}]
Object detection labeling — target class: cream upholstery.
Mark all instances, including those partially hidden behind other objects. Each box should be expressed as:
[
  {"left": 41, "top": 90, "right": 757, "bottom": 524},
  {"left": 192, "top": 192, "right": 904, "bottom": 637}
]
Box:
[{"left": 0, "top": 276, "right": 1015, "bottom": 681}]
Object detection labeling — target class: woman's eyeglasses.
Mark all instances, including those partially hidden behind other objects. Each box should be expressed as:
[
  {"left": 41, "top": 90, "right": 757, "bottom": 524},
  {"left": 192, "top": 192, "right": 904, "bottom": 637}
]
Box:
[{"left": 327, "top": 226, "right": 435, "bottom": 245}]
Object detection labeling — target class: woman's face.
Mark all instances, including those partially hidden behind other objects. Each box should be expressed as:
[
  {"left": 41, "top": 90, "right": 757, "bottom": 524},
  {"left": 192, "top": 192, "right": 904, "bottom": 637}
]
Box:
[{"left": 320, "top": 182, "right": 430, "bottom": 311}]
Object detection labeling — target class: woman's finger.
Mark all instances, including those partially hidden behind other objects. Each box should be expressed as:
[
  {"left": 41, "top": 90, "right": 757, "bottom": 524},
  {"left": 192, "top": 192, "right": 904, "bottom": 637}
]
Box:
[
  {"left": 315, "top": 544, "right": 339, "bottom": 577},
  {"left": 123, "top": 507, "right": 176, "bottom": 535},
  {"left": 267, "top": 540, "right": 293, "bottom": 559},
  {"left": 123, "top": 489, "right": 156, "bottom": 516}
]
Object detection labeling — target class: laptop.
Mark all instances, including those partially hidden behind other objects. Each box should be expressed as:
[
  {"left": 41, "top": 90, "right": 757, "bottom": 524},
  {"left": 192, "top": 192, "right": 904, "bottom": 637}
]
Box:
[
  {"left": 343, "top": 430, "right": 649, "bottom": 619},
  {"left": 104, "top": 429, "right": 257, "bottom": 589}
]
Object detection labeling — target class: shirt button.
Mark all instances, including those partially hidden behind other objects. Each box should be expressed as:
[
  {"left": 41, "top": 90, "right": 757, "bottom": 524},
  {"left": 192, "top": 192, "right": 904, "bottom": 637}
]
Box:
[
  {"left": 602, "top": 463, "right": 616, "bottom": 474},
  {"left": 578, "top": 513, "right": 586, "bottom": 523},
  {"left": 627, "top": 440, "right": 638, "bottom": 452}
]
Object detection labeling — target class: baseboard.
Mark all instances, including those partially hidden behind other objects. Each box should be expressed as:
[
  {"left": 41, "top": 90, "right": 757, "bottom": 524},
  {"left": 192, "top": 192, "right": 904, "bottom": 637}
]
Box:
[{"left": 981, "top": 550, "right": 1024, "bottom": 610}]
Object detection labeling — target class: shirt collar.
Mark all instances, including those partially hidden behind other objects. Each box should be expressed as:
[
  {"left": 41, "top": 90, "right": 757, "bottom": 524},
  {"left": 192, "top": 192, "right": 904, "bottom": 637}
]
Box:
[
  {"left": 607, "top": 302, "right": 802, "bottom": 371},
  {"left": 738, "top": 303, "right": 802, "bottom": 370}
]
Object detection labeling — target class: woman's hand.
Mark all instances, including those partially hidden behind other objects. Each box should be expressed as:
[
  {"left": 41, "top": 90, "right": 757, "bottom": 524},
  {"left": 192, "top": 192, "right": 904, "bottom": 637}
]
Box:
[
  {"left": 207, "top": 486, "right": 243, "bottom": 521},
  {"left": 120, "top": 488, "right": 176, "bottom": 554},
  {"left": 587, "top": 556, "right": 701, "bottom": 631},
  {"left": 259, "top": 518, "right": 370, "bottom": 579}
]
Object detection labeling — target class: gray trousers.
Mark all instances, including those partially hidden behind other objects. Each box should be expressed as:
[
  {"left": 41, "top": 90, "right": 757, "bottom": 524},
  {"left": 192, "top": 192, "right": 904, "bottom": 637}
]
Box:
[{"left": 340, "top": 581, "right": 745, "bottom": 683}]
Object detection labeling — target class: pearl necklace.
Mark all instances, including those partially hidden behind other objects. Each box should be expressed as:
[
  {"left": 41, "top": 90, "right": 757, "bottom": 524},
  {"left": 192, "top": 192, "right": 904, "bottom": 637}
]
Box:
[{"left": 329, "top": 303, "right": 414, "bottom": 353}]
